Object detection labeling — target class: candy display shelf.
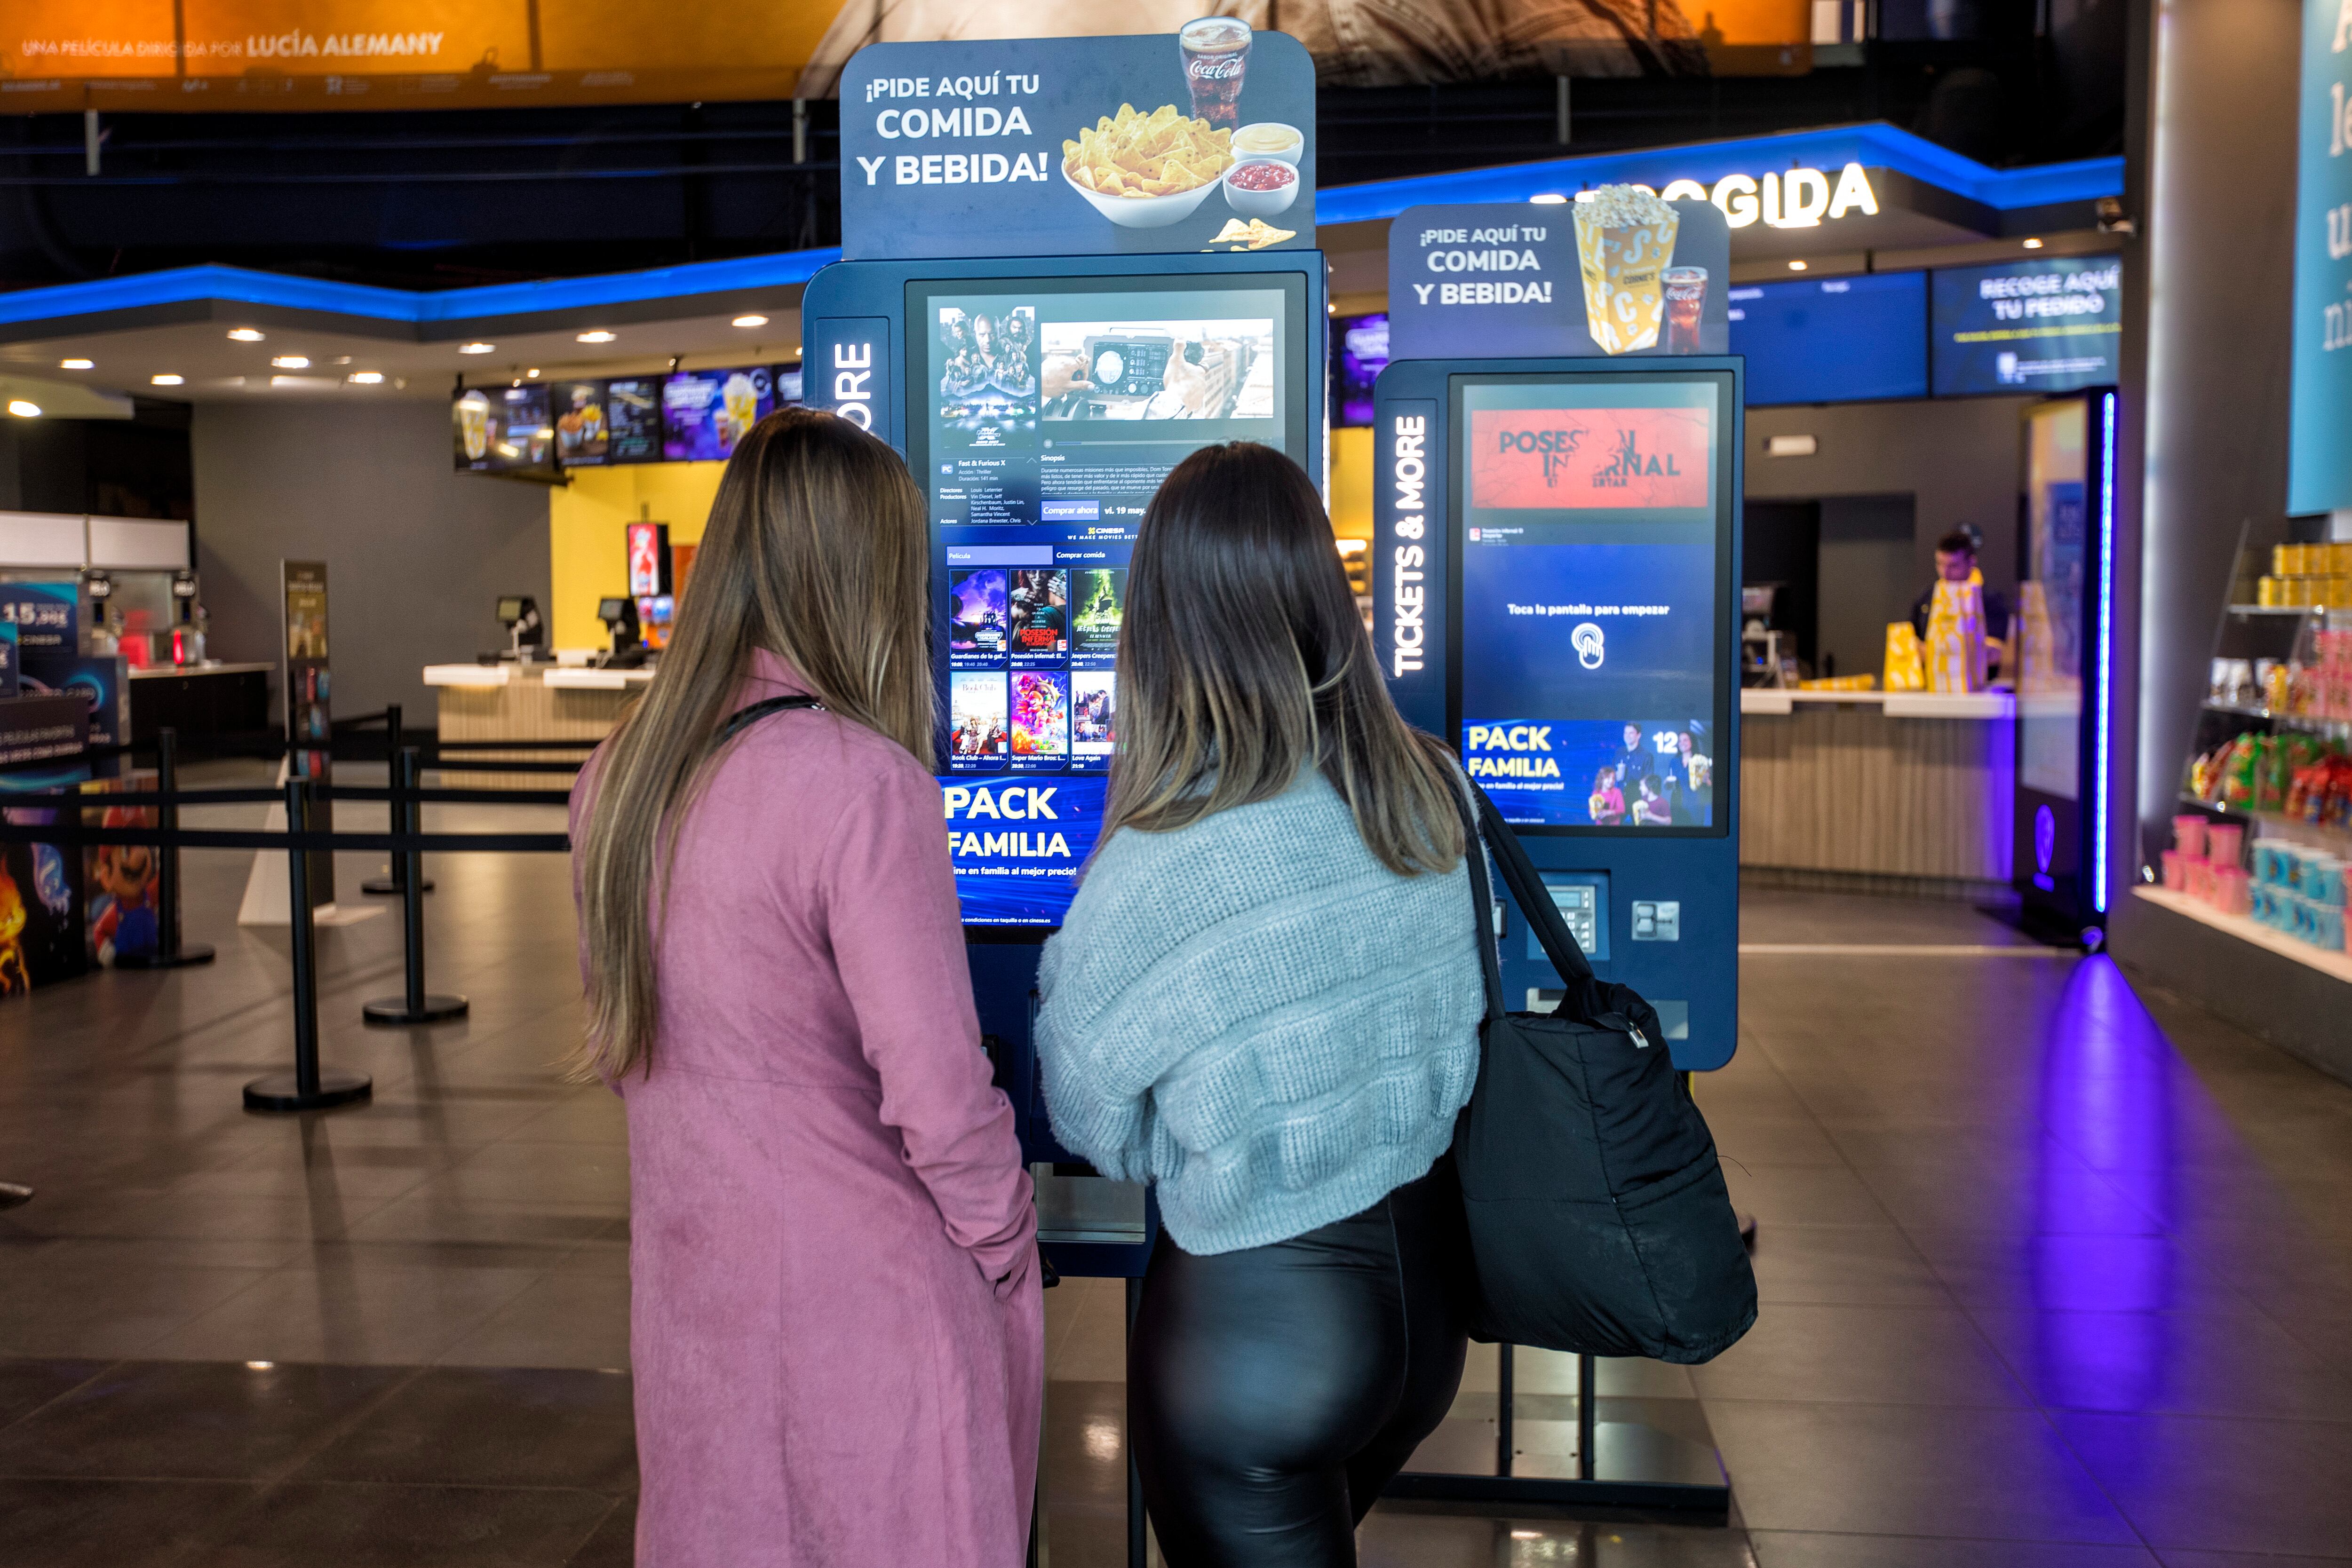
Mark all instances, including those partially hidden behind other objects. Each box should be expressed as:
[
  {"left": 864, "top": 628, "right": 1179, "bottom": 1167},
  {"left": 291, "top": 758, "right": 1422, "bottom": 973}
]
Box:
[
  {"left": 2199, "top": 700, "right": 2352, "bottom": 743},
  {"left": 2133, "top": 886, "right": 2352, "bottom": 985}
]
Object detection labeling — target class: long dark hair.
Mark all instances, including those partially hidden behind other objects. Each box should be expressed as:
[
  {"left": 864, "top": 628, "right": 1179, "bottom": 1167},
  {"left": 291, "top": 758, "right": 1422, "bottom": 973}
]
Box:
[
  {"left": 1103, "top": 442, "right": 1464, "bottom": 875},
  {"left": 575, "top": 408, "right": 933, "bottom": 1079}
]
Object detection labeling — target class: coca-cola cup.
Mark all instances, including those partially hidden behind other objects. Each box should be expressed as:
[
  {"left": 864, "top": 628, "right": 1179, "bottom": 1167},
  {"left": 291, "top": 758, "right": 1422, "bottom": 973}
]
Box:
[
  {"left": 1179, "top": 16, "right": 1251, "bottom": 129},
  {"left": 1663, "top": 266, "right": 1707, "bottom": 354}
]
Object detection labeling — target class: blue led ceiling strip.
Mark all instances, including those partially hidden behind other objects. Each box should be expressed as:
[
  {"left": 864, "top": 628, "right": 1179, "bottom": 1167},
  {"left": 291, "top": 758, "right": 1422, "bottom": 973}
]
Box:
[
  {"left": 0, "top": 122, "right": 2120, "bottom": 333},
  {"left": 0, "top": 249, "right": 842, "bottom": 331},
  {"left": 2095, "top": 389, "right": 2116, "bottom": 917},
  {"left": 1318, "top": 124, "right": 2122, "bottom": 225}
]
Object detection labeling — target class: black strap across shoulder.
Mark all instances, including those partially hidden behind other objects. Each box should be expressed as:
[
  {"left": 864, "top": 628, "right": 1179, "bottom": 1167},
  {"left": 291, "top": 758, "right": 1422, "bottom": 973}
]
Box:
[{"left": 713, "top": 694, "right": 824, "bottom": 751}]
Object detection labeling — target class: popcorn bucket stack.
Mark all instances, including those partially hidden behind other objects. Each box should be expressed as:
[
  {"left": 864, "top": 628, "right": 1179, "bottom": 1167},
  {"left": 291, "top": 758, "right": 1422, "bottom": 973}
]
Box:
[
  {"left": 1924, "top": 580, "right": 1987, "bottom": 694},
  {"left": 1883, "top": 622, "right": 1926, "bottom": 692},
  {"left": 1573, "top": 185, "right": 1681, "bottom": 355}
]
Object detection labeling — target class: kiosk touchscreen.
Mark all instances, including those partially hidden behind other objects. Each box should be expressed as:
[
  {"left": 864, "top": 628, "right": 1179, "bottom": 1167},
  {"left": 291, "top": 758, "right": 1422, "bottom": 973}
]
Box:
[
  {"left": 1378, "top": 359, "right": 1742, "bottom": 1070},
  {"left": 895, "top": 268, "right": 1316, "bottom": 929}
]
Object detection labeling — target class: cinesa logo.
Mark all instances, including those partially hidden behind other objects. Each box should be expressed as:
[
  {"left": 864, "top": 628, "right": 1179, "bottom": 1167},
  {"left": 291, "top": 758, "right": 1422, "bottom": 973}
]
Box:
[
  {"left": 1496, "top": 426, "right": 1583, "bottom": 485},
  {"left": 942, "top": 784, "right": 1070, "bottom": 859},
  {"left": 1463, "top": 724, "right": 1562, "bottom": 781}
]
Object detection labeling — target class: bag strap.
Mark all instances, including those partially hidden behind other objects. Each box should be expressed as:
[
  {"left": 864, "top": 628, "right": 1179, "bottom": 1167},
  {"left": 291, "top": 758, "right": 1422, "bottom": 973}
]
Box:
[
  {"left": 1444, "top": 770, "right": 1506, "bottom": 1025},
  {"left": 712, "top": 693, "right": 824, "bottom": 751},
  {"left": 1470, "top": 782, "right": 1602, "bottom": 990}
]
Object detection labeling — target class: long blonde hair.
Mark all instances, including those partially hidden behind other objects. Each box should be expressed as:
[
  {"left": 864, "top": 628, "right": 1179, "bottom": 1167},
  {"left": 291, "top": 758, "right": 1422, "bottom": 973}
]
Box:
[
  {"left": 1104, "top": 441, "right": 1464, "bottom": 875},
  {"left": 573, "top": 407, "right": 933, "bottom": 1079}
]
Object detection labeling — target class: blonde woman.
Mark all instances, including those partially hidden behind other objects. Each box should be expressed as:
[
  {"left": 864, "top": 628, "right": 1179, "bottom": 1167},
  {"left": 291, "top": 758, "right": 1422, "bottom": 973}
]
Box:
[
  {"left": 572, "top": 407, "right": 1040, "bottom": 1566},
  {"left": 1035, "top": 442, "right": 1484, "bottom": 1565}
]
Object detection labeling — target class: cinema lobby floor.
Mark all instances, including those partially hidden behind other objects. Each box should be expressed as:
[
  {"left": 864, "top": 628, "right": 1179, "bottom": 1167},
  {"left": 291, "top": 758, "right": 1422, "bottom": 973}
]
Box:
[{"left": 6, "top": 765, "right": 2352, "bottom": 1567}]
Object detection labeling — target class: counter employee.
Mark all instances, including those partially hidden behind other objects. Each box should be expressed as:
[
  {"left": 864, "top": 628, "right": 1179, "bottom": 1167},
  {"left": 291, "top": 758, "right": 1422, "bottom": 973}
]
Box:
[{"left": 1910, "top": 529, "right": 2012, "bottom": 677}]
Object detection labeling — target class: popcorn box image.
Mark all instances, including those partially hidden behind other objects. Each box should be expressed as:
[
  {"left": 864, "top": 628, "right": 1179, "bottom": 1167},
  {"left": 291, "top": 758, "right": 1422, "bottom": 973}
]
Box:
[
  {"left": 1883, "top": 621, "right": 1926, "bottom": 692},
  {"left": 1573, "top": 185, "right": 1680, "bottom": 355}
]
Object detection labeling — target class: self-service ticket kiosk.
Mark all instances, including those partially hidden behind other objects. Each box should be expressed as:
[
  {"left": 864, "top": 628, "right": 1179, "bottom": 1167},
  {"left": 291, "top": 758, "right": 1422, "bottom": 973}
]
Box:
[
  {"left": 1374, "top": 361, "right": 1742, "bottom": 1072},
  {"left": 802, "top": 253, "right": 1324, "bottom": 1277}
]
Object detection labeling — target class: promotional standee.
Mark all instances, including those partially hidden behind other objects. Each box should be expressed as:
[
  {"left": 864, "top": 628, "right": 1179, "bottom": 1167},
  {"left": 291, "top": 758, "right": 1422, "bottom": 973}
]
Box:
[
  {"left": 806, "top": 24, "right": 1322, "bottom": 1289},
  {"left": 1372, "top": 190, "right": 1741, "bottom": 1508}
]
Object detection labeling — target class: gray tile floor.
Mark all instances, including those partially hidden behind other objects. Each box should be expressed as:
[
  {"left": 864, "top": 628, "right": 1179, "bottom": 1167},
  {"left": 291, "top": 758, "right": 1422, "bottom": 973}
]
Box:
[{"left": 6, "top": 764, "right": 2351, "bottom": 1565}]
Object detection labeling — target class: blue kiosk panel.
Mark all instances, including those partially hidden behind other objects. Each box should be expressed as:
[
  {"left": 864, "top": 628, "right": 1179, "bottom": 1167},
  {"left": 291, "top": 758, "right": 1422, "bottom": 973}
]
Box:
[
  {"left": 1373, "top": 357, "right": 1742, "bottom": 1071},
  {"left": 801, "top": 251, "right": 1327, "bottom": 1200}
]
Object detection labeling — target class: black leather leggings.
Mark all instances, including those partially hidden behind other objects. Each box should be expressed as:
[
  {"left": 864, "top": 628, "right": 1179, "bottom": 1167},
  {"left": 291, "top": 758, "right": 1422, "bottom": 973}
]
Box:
[{"left": 1128, "top": 1159, "right": 1471, "bottom": 1567}]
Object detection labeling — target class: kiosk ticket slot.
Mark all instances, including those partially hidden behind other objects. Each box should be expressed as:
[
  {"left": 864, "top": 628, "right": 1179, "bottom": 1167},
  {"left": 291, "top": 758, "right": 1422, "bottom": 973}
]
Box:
[{"left": 1377, "top": 361, "right": 1742, "bottom": 1071}]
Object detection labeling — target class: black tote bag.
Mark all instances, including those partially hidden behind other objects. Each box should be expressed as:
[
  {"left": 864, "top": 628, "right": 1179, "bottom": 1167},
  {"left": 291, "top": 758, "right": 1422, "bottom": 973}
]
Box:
[{"left": 1446, "top": 780, "right": 1756, "bottom": 1365}]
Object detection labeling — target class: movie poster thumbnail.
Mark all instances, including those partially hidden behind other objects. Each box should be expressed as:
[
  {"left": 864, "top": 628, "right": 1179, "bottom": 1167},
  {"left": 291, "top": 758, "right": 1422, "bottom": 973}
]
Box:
[
  {"left": 1009, "top": 670, "right": 1070, "bottom": 770},
  {"left": 1071, "top": 671, "right": 1116, "bottom": 769},
  {"left": 1462, "top": 717, "right": 1714, "bottom": 829},
  {"left": 1008, "top": 570, "right": 1069, "bottom": 664},
  {"left": 1071, "top": 568, "right": 1125, "bottom": 657},
  {"left": 949, "top": 570, "right": 1011, "bottom": 664},
  {"left": 1039, "top": 318, "right": 1276, "bottom": 422},
  {"left": 938, "top": 305, "right": 1038, "bottom": 450},
  {"left": 949, "top": 671, "right": 1010, "bottom": 771}
]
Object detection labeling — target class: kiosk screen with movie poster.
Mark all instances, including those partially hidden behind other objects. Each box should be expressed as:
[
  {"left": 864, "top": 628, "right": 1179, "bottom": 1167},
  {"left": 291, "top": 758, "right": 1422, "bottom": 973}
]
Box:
[
  {"left": 1451, "top": 372, "right": 1733, "bottom": 834},
  {"left": 905, "top": 272, "right": 1311, "bottom": 925}
]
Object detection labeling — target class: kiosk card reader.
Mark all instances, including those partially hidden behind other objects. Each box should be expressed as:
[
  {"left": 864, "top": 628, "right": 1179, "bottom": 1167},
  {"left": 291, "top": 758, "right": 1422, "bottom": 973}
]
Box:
[{"left": 1374, "top": 360, "right": 1743, "bottom": 1068}]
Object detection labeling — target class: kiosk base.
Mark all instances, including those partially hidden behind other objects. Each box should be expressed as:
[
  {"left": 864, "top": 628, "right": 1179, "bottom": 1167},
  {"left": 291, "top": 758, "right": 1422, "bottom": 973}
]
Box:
[
  {"left": 362, "top": 994, "right": 471, "bottom": 1025},
  {"left": 1384, "top": 1346, "right": 1732, "bottom": 1520}
]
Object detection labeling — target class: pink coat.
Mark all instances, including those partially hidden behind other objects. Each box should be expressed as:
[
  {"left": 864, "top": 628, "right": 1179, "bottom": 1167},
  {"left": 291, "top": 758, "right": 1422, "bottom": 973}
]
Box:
[{"left": 572, "top": 650, "right": 1042, "bottom": 1567}]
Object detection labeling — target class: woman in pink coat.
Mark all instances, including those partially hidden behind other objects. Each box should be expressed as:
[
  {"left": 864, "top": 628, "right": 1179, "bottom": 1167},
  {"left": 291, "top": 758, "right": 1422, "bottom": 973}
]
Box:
[{"left": 572, "top": 408, "right": 1042, "bottom": 1567}]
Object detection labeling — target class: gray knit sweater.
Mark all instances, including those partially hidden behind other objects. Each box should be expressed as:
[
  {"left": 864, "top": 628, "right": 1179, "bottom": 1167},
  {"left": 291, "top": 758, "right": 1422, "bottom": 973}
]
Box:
[{"left": 1034, "top": 771, "right": 1484, "bottom": 1256}]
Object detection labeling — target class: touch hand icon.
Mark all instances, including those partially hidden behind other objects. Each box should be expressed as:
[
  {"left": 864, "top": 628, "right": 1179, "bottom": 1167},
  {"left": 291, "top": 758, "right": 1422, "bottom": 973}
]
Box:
[{"left": 1572, "top": 622, "right": 1606, "bottom": 668}]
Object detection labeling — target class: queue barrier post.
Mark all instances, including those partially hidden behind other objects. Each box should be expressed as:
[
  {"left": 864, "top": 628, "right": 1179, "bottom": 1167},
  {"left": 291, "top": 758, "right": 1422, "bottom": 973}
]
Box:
[
  {"left": 244, "top": 776, "right": 372, "bottom": 1112},
  {"left": 363, "top": 746, "right": 469, "bottom": 1026},
  {"left": 115, "top": 727, "right": 215, "bottom": 970},
  {"left": 362, "top": 705, "right": 433, "bottom": 896}
]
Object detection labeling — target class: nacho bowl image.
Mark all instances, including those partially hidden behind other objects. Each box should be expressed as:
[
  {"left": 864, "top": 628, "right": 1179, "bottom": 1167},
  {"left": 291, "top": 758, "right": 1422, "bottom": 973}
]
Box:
[
  {"left": 1061, "top": 162, "right": 1223, "bottom": 228},
  {"left": 1063, "top": 102, "right": 1232, "bottom": 229}
]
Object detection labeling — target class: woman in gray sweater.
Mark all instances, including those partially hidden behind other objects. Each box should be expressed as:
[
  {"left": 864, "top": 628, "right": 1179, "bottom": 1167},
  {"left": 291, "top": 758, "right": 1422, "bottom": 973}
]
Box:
[{"left": 1035, "top": 442, "right": 1486, "bottom": 1566}]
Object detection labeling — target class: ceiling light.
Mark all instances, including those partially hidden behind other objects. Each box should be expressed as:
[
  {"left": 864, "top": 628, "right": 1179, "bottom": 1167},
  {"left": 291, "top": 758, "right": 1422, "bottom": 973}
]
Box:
[
  {"left": 1788, "top": 260, "right": 1809, "bottom": 271},
  {"left": 244, "top": 1361, "right": 274, "bottom": 1370},
  {"left": 1529, "top": 192, "right": 1568, "bottom": 205},
  {"left": 459, "top": 342, "right": 495, "bottom": 355},
  {"left": 526, "top": 368, "right": 540, "bottom": 378},
  {"left": 6, "top": 400, "right": 40, "bottom": 418},
  {"left": 270, "top": 356, "right": 310, "bottom": 370},
  {"left": 576, "top": 330, "right": 616, "bottom": 343},
  {"left": 151, "top": 373, "right": 184, "bottom": 386},
  {"left": 2022, "top": 237, "right": 2045, "bottom": 249},
  {"left": 59, "top": 358, "right": 94, "bottom": 370},
  {"left": 348, "top": 371, "right": 385, "bottom": 384},
  {"left": 227, "top": 328, "right": 265, "bottom": 342},
  {"left": 732, "top": 314, "right": 769, "bottom": 328}
]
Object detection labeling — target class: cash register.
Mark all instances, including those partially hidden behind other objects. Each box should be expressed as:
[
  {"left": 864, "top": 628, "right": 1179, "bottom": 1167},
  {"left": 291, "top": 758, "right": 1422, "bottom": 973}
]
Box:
[
  {"left": 493, "top": 595, "right": 545, "bottom": 662},
  {"left": 596, "top": 596, "right": 648, "bottom": 668}
]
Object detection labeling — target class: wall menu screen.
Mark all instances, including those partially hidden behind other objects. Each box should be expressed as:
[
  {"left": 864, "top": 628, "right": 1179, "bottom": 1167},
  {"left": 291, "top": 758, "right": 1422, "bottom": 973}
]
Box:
[
  {"left": 1451, "top": 372, "right": 1732, "bottom": 835},
  {"left": 905, "top": 273, "right": 1310, "bottom": 925}
]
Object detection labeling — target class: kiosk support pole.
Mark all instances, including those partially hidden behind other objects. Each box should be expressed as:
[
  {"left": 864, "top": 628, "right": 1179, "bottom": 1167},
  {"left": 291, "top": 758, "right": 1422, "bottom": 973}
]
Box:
[
  {"left": 363, "top": 705, "right": 432, "bottom": 895},
  {"left": 364, "top": 747, "right": 469, "bottom": 1026},
  {"left": 1578, "top": 1353, "right": 1597, "bottom": 1481},
  {"left": 116, "top": 727, "right": 214, "bottom": 970},
  {"left": 1497, "top": 1343, "right": 1516, "bottom": 1477},
  {"left": 244, "top": 778, "right": 371, "bottom": 1112}
]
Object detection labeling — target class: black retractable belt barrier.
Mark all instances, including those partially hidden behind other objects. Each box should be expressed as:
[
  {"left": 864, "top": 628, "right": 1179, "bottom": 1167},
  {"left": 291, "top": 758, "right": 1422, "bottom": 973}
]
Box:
[
  {"left": 363, "top": 746, "right": 469, "bottom": 1027},
  {"left": 244, "top": 777, "right": 372, "bottom": 1113},
  {"left": 361, "top": 705, "right": 434, "bottom": 896},
  {"left": 114, "top": 728, "right": 215, "bottom": 971}
]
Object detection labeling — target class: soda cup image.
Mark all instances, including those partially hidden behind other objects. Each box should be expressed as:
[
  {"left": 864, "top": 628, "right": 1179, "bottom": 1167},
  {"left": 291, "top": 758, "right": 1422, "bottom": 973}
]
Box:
[
  {"left": 1179, "top": 16, "right": 1251, "bottom": 129},
  {"left": 1573, "top": 185, "right": 1680, "bottom": 355},
  {"left": 456, "top": 390, "right": 491, "bottom": 461},
  {"left": 1662, "top": 266, "right": 1708, "bottom": 354},
  {"left": 721, "top": 372, "right": 759, "bottom": 449}
]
